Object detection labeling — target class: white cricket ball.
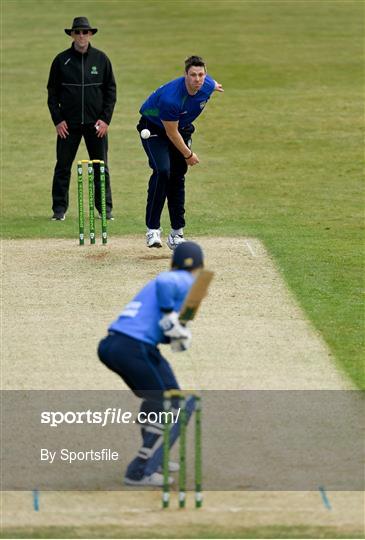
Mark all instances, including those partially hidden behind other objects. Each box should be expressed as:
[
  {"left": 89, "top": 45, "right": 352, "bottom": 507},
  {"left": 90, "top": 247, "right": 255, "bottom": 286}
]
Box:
[{"left": 140, "top": 129, "right": 151, "bottom": 139}]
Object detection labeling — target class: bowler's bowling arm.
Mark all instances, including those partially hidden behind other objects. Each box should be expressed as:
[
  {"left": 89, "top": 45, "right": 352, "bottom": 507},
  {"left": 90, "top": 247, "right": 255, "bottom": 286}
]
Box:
[{"left": 162, "top": 120, "right": 194, "bottom": 160}]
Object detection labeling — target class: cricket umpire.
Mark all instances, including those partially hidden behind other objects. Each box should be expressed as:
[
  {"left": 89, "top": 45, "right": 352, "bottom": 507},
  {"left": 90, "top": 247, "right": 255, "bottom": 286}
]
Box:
[
  {"left": 137, "top": 56, "right": 224, "bottom": 249},
  {"left": 98, "top": 241, "right": 204, "bottom": 486},
  {"left": 47, "top": 17, "right": 116, "bottom": 221}
]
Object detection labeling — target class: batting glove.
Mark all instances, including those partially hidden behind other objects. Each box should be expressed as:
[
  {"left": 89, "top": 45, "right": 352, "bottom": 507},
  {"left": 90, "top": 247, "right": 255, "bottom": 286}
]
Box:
[
  {"left": 170, "top": 334, "right": 192, "bottom": 352},
  {"left": 159, "top": 311, "right": 191, "bottom": 339}
]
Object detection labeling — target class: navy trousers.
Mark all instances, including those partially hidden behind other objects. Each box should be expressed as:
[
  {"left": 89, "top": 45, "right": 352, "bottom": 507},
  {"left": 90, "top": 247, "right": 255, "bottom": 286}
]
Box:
[
  {"left": 98, "top": 331, "right": 180, "bottom": 479},
  {"left": 137, "top": 117, "right": 194, "bottom": 230},
  {"left": 52, "top": 123, "right": 113, "bottom": 214},
  {"left": 98, "top": 331, "right": 179, "bottom": 400}
]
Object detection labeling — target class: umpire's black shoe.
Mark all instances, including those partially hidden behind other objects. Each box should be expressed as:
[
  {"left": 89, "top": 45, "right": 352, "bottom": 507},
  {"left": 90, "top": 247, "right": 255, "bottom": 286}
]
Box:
[{"left": 51, "top": 212, "right": 66, "bottom": 221}]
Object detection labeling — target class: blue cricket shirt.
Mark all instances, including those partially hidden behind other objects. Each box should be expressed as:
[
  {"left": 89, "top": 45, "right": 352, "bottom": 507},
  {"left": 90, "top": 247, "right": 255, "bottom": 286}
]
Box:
[
  {"left": 140, "top": 75, "right": 216, "bottom": 129},
  {"left": 108, "top": 270, "right": 195, "bottom": 346}
]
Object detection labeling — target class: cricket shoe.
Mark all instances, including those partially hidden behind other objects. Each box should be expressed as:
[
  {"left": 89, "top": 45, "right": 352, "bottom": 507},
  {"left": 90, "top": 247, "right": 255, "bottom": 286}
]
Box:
[
  {"left": 51, "top": 212, "right": 66, "bottom": 221},
  {"left": 146, "top": 229, "right": 162, "bottom": 248},
  {"left": 167, "top": 233, "right": 186, "bottom": 250},
  {"left": 124, "top": 472, "right": 173, "bottom": 487},
  {"left": 157, "top": 461, "right": 180, "bottom": 473}
]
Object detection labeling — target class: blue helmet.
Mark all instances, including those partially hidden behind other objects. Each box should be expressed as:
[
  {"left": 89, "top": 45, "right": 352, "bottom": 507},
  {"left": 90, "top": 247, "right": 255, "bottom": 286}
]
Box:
[{"left": 172, "top": 241, "right": 204, "bottom": 270}]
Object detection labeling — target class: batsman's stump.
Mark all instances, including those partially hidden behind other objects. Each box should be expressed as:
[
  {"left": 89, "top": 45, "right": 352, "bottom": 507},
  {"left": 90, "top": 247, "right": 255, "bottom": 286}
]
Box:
[{"left": 162, "top": 390, "right": 202, "bottom": 509}]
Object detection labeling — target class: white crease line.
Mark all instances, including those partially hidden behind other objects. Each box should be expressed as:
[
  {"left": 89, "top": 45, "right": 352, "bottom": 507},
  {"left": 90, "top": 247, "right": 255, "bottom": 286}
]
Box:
[{"left": 244, "top": 239, "right": 256, "bottom": 257}]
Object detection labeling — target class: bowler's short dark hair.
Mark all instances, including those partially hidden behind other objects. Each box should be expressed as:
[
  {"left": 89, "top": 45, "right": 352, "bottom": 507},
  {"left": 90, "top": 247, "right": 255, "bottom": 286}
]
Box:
[{"left": 185, "top": 56, "right": 206, "bottom": 73}]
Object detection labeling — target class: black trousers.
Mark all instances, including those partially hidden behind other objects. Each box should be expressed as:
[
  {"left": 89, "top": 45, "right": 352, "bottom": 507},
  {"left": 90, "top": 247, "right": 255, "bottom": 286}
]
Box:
[
  {"left": 137, "top": 117, "right": 194, "bottom": 230},
  {"left": 51, "top": 124, "right": 113, "bottom": 214}
]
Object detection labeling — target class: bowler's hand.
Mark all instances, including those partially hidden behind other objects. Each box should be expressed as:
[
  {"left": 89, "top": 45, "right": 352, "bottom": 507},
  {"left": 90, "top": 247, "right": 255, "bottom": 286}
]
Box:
[
  {"left": 95, "top": 120, "right": 109, "bottom": 138},
  {"left": 56, "top": 121, "right": 69, "bottom": 139},
  {"left": 186, "top": 152, "right": 200, "bottom": 166},
  {"left": 214, "top": 81, "right": 224, "bottom": 92}
]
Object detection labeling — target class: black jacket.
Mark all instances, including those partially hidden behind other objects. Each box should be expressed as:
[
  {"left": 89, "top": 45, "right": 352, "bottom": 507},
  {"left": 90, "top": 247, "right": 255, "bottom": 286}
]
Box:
[{"left": 47, "top": 44, "right": 116, "bottom": 126}]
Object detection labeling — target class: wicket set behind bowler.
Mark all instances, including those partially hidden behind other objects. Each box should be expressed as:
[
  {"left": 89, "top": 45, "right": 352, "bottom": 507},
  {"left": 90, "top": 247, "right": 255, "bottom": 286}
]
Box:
[
  {"left": 162, "top": 391, "right": 202, "bottom": 509},
  {"left": 77, "top": 160, "right": 107, "bottom": 245}
]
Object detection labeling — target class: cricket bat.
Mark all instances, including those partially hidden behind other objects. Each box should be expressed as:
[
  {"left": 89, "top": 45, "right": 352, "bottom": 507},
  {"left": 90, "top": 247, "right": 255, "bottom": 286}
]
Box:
[{"left": 179, "top": 270, "right": 214, "bottom": 323}]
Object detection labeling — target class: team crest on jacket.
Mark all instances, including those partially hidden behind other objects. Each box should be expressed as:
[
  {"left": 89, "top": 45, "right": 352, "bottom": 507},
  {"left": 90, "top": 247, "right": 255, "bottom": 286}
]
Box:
[
  {"left": 91, "top": 66, "right": 98, "bottom": 75},
  {"left": 200, "top": 101, "right": 207, "bottom": 109}
]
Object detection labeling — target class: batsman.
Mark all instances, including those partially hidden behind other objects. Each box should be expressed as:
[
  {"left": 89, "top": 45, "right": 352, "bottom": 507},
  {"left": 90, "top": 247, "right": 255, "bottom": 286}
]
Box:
[{"left": 98, "top": 242, "right": 212, "bottom": 486}]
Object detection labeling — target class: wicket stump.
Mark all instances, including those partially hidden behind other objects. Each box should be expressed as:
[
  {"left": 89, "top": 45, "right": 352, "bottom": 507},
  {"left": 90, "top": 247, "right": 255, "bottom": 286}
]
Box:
[
  {"left": 77, "top": 160, "right": 107, "bottom": 245},
  {"left": 162, "top": 390, "right": 202, "bottom": 509}
]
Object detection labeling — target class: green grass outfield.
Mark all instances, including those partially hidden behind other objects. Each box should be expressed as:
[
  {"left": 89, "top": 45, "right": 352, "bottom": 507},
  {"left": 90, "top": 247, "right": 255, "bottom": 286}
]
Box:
[
  {"left": 1, "top": 524, "right": 363, "bottom": 539},
  {"left": 2, "top": 0, "right": 364, "bottom": 391}
]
